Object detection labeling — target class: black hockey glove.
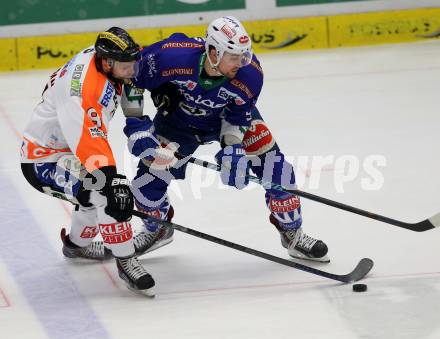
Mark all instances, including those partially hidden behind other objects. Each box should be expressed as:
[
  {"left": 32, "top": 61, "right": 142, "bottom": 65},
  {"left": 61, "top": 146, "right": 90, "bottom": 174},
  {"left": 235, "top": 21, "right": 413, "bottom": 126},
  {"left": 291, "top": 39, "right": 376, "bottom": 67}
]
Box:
[
  {"left": 98, "top": 167, "right": 134, "bottom": 222},
  {"left": 151, "top": 82, "right": 180, "bottom": 116}
]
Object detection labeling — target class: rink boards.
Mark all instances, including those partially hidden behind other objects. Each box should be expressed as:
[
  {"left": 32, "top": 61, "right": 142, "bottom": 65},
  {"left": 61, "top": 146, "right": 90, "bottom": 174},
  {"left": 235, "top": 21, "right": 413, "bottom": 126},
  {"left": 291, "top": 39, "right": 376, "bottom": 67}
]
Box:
[{"left": 0, "top": 7, "right": 439, "bottom": 72}]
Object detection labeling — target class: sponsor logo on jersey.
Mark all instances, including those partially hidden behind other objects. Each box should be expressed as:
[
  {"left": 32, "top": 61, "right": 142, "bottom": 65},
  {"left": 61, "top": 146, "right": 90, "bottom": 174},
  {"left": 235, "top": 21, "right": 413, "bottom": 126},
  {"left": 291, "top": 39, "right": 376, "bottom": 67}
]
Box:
[
  {"left": 100, "top": 81, "right": 115, "bottom": 107},
  {"left": 235, "top": 97, "right": 246, "bottom": 105},
  {"left": 230, "top": 79, "right": 253, "bottom": 98},
  {"left": 59, "top": 57, "right": 76, "bottom": 78},
  {"left": 161, "top": 42, "right": 204, "bottom": 49},
  {"left": 70, "top": 64, "right": 84, "bottom": 96},
  {"left": 41, "top": 167, "right": 75, "bottom": 191},
  {"left": 87, "top": 106, "right": 107, "bottom": 137},
  {"left": 245, "top": 110, "right": 252, "bottom": 122},
  {"left": 59, "top": 69, "right": 68, "bottom": 78},
  {"left": 146, "top": 53, "right": 157, "bottom": 78},
  {"left": 162, "top": 68, "right": 194, "bottom": 77},
  {"left": 23, "top": 138, "right": 71, "bottom": 160},
  {"left": 99, "top": 221, "right": 133, "bottom": 244},
  {"left": 250, "top": 60, "right": 263, "bottom": 75},
  {"left": 217, "top": 87, "right": 246, "bottom": 105},
  {"left": 220, "top": 24, "right": 236, "bottom": 39},
  {"left": 217, "top": 87, "right": 235, "bottom": 101},
  {"left": 31, "top": 147, "right": 59, "bottom": 158},
  {"left": 242, "top": 120, "right": 275, "bottom": 155},
  {"left": 88, "top": 126, "right": 107, "bottom": 138},
  {"left": 124, "top": 85, "right": 144, "bottom": 103},
  {"left": 269, "top": 196, "right": 301, "bottom": 213},
  {"left": 181, "top": 92, "right": 226, "bottom": 109},
  {"left": 179, "top": 102, "right": 208, "bottom": 117},
  {"left": 171, "top": 79, "right": 197, "bottom": 91}
]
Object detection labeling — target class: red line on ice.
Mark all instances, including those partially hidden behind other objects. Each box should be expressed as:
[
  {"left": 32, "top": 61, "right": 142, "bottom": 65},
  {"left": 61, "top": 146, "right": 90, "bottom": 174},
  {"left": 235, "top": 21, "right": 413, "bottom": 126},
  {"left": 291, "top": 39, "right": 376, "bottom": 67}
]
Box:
[
  {"left": 0, "top": 285, "right": 11, "bottom": 308},
  {"left": 0, "top": 104, "right": 120, "bottom": 291}
]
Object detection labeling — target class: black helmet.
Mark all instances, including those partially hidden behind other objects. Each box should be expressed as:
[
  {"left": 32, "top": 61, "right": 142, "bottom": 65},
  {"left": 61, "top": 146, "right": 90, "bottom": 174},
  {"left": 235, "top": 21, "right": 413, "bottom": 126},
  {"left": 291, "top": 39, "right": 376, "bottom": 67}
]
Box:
[{"left": 95, "top": 27, "right": 140, "bottom": 62}]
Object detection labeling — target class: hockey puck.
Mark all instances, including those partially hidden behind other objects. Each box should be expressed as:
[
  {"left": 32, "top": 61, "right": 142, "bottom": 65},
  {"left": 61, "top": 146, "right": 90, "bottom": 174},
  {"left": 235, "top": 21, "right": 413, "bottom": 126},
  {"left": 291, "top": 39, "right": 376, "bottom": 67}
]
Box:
[{"left": 352, "top": 283, "right": 367, "bottom": 292}]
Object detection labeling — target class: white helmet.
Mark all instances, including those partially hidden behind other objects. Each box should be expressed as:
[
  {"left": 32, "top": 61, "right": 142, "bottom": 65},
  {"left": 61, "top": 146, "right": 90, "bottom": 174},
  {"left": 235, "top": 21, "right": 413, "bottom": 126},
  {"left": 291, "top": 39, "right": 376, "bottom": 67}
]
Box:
[{"left": 205, "top": 16, "right": 253, "bottom": 69}]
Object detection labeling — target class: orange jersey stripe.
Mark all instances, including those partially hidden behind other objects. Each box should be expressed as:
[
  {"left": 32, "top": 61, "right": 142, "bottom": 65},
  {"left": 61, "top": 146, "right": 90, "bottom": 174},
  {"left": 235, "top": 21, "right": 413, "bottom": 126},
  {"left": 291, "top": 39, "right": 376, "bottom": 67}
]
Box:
[
  {"left": 23, "top": 137, "right": 71, "bottom": 160},
  {"left": 76, "top": 57, "right": 116, "bottom": 173}
]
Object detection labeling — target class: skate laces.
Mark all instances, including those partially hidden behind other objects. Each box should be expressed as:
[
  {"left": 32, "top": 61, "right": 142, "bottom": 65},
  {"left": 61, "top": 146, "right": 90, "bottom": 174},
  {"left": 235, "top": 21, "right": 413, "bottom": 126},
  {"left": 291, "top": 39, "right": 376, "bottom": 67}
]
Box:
[
  {"left": 295, "top": 229, "right": 317, "bottom": 251},
  {"left": 286, "top": 228, "right": 317, "bottom": 251},
  {"left": 82, "top": 241, "right": 104, "bottom": 257},
  {"left": 133, "top": 229, "right": 158, "bottom": 249},
  {"left": 120, "top": 257, "right": 148, "bottom": 281}
]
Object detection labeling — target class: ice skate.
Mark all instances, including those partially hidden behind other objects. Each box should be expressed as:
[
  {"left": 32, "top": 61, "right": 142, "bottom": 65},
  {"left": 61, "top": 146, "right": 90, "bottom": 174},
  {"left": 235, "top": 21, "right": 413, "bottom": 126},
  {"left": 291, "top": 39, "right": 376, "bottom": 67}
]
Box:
[
  {"left": 61, "top": 228, "right": 112, "bottom": 260},
  {"left": 270, "top": 215, "right": 330, "bottom": 263},
  {"left": 116, "top": 256, "right": 155, "bottom": 296},
  {"left": 133, "top": 206, "right": 174, "bottom": 256}
]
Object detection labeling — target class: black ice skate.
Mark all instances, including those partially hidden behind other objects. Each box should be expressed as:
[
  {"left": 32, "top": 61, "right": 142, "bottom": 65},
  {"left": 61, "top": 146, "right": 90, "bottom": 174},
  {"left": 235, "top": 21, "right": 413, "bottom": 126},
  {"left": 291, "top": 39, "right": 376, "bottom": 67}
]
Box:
[
  {"left": 133, "top": 206, "right": 174, "bottom": 256},
  {"left": 116, "top": 256, "right": 155, "bottom": 296},
  {"left": 60, "top": 228, "right": 112, "bottom": 260},
  {"left": 270, "top": 215, "right": 330, "bottom": 263}
]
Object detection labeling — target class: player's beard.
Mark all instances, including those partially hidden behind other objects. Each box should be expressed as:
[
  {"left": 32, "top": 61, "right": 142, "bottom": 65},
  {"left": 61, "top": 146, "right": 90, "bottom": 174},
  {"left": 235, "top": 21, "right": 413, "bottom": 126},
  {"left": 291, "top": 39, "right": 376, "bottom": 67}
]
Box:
[{"left": 224, "top": 68, "right": 239, "bottom": 79}]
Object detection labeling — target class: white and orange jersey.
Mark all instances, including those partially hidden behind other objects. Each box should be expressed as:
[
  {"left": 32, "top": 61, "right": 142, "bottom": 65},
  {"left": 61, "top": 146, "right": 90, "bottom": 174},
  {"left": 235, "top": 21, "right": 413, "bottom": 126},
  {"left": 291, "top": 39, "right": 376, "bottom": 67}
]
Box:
[{"left": 21, "top": 46, "right": 122, "bottom": 173}]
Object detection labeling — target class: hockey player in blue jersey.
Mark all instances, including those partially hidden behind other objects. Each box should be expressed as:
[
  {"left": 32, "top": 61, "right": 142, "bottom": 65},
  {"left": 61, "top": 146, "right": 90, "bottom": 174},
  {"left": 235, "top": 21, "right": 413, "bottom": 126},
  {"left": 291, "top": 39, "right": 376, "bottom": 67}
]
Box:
[{"left": 123, "top": 16, "right": 329, "bottom": 262}]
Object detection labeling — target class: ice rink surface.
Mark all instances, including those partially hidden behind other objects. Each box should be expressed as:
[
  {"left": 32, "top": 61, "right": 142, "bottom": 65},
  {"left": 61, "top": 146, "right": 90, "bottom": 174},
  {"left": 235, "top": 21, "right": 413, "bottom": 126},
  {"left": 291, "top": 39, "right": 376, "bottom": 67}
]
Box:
[{"left": 1, "top": 40, "right": 440, "bottom": 339}]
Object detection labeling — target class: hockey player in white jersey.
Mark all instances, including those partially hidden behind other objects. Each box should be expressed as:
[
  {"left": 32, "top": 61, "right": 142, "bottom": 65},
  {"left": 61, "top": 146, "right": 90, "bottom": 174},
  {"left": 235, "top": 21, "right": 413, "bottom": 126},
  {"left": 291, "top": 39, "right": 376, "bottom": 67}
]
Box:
[{"left": 20, "top": 27, "right": 154, "bottom": 296}]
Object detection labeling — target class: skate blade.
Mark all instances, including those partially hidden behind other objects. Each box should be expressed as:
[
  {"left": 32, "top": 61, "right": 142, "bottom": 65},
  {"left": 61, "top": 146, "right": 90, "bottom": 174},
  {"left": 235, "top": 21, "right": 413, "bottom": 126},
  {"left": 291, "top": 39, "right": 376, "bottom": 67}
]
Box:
[
  {"left": 62, "top": 252, "right": 112, "bottom": 261},
  {"left": 139, "top": 237, "right": 174, "bottom": 256},
  {"left": 118, "top": 272, "right": 156, "bottom": 297},
  {"left": 62, "top": 257, "right": 108, "bottom": 265},
  {"left": 126, "top": 285, "right": 156, "bottom": 298},
  {"left": 288, "top": 251, "right": 331, "bottom": 263}
]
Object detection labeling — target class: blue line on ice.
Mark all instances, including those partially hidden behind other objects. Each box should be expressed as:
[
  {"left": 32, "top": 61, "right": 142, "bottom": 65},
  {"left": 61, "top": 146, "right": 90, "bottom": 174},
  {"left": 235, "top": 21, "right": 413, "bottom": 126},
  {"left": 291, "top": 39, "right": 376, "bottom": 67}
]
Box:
[{"left": 0, "top": 168, "right": 110, "bottom": 339}]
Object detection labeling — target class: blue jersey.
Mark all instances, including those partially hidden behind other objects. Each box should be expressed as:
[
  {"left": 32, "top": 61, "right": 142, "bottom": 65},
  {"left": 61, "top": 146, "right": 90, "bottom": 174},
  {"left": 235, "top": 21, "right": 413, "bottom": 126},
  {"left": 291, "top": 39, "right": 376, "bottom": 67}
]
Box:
[{"left": 132, "top": 33, "right": 264, "bottom": 132}]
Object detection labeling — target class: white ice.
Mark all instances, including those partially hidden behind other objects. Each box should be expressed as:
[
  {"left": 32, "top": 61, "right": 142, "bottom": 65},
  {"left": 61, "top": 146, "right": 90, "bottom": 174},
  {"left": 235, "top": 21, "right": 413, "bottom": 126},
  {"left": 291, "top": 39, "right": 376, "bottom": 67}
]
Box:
[{"left": 0, "top": 40, "right": 440, "bottom": 339}]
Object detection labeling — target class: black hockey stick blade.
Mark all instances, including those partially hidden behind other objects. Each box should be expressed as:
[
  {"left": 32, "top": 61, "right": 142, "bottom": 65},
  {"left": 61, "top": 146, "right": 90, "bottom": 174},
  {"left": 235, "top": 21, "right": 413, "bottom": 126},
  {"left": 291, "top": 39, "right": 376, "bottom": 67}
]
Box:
[
  {"left": 287, "top": 257, "right": 374, "bottom": 283},
  {"left": 342, "top": 258, "right": 374, "bottom": 283},
  {"left": 184, "top": 156, "right": 440, "bottom": 232},
  {"left": 132, "top": 210, "right": 373, "bottom": 283},
  {"left": 408, "top": 213, "right": 440, "bottom": 232}
]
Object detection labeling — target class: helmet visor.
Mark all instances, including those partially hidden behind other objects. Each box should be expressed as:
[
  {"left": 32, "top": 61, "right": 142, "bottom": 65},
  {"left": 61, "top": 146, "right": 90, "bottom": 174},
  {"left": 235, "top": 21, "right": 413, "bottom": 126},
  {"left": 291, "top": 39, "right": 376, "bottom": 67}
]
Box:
[
  {"left": 223, "top": 50, "right": 253, "bottom": 68},
  {"left": 111, "top": 59, "right": 141, "bottom": 79}
]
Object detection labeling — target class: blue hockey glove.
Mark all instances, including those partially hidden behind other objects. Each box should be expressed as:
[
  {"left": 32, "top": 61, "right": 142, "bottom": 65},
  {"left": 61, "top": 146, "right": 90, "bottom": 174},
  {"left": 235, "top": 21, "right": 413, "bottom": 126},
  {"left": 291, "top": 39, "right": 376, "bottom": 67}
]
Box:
[
  {"left": 123, "top": 116, "right": 160, "bottom": 158},
  {"left": 215, "top": 144, "right": 250, "bottom": 190}
]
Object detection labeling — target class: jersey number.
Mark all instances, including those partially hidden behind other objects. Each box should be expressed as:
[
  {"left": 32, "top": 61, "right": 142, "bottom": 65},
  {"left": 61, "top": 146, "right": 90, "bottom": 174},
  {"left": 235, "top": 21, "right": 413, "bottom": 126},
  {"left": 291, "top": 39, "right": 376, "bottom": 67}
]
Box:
[{"left": 87, "top": 108, "right": 102, "bottom": 128}]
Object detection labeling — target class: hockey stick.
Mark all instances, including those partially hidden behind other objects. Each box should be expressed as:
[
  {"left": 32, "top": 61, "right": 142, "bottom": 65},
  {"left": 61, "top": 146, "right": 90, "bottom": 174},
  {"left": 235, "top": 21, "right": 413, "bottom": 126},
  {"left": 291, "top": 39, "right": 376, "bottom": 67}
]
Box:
[
  {"left": 132, "top": 210, "right": 373, "bottom": 283},
  {"left": 185, "top": 156, "right": 440, "bottom": 232}
]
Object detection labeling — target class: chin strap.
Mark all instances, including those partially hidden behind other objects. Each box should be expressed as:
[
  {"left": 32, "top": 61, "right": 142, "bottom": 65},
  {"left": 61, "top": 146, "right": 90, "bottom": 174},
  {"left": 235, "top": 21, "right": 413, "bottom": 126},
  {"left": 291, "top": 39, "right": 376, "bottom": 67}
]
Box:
[{"left": 206, "top": 53, "right": 224, "bottom": 77}]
